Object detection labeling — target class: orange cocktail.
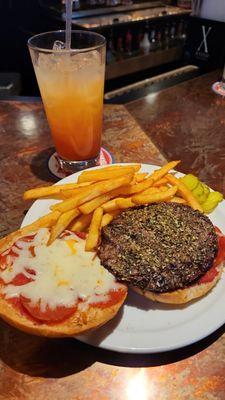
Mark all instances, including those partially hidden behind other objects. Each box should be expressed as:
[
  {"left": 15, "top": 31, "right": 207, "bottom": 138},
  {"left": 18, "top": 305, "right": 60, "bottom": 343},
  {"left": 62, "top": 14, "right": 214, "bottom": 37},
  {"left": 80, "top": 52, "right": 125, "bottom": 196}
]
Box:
[{"left": 28, "top": 31, "right": 106, "bottom": 172}]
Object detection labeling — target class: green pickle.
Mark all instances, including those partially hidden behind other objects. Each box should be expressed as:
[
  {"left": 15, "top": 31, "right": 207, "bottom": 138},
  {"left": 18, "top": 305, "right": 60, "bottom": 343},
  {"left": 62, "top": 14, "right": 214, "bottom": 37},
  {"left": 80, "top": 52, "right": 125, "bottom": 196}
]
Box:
[
  {"left": 202, "top": 192, "right": 223, "bottom": 214},
  {"left": 180, "top": 174, "right": 223, "bottom": 214},
  {"left": 192, "top": 182, "right": 204, "bottom": 198},
  {"left": 206, "top": 191, "right": 223, "bottom": 203},
  {"left": 202, "top": 183, "right": 210, "bottom": 197},
  {"left": 181, "top": 174, "right": 198, "bottom": 190},
  {"left": 197, "top": 192, "right": 208, "bottom": 205}
]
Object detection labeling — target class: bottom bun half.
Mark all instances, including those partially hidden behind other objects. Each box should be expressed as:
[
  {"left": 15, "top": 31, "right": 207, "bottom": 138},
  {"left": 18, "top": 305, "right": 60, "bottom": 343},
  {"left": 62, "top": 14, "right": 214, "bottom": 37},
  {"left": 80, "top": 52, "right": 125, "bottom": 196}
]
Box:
[
  {"left": 133, "top": 262, "right": 224, "bottom": 304},
  {"left": 0, "top": 290, "right": 127, "bottom": 338}
]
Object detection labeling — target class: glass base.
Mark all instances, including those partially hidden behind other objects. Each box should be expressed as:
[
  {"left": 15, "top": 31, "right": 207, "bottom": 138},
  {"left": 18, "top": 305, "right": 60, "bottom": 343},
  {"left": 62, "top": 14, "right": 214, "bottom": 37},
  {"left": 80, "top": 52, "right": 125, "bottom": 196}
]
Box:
[
  {"left": 212, "top": 81, "right": 225, "bottom": 96},
  {"left": 57, "top": 154, "right": 100, "bottom": 174}
]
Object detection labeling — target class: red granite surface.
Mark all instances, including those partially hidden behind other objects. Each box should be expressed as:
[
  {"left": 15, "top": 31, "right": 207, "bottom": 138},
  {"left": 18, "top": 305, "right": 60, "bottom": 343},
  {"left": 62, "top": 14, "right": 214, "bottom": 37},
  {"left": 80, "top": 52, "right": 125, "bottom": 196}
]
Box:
[
  {"left": 0, "top": 91, "right": 224, "bottom": 400},
  {"left": 126, "top": 70, "right": 225, "bottom": 195}
]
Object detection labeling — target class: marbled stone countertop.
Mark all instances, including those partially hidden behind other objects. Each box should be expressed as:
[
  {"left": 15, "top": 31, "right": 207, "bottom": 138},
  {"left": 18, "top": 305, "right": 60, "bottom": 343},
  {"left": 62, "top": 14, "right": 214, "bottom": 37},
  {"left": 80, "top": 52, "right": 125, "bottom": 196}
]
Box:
[
  {"left": 0, "top": 71, "right": 225, "bottom": 400},
  {"left": 126, "top": 70, "right": 225, "bottom": 195}
]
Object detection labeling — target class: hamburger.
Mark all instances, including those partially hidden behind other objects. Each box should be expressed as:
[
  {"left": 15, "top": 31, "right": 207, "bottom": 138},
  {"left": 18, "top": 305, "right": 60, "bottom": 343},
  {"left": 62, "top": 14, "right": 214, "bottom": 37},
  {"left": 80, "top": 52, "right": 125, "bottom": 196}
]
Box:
[{"left": 99, "top": 202, "right": 224, "bottom": 304}]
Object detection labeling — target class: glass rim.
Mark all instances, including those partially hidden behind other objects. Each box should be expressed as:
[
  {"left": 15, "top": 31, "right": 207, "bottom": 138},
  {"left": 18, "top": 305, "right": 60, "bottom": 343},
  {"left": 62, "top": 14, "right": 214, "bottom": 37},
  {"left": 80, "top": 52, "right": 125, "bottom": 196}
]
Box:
[{"left": 27, "top": 30, "right": 106, "bottom": 53}]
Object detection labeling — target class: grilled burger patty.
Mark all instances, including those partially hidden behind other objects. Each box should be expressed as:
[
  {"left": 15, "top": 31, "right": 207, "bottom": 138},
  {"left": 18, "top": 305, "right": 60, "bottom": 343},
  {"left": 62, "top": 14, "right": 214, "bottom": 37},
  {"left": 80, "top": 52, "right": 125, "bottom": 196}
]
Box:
[{"left": 98, "top": 203, "right": 218, "bottom": 293}]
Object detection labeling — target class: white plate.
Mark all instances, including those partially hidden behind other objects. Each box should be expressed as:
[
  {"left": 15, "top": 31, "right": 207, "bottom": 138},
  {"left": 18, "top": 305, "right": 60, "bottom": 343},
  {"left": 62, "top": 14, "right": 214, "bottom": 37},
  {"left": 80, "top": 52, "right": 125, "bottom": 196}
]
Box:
[{"left": 22, "top": 163, "right": 225, "bottom": 354}]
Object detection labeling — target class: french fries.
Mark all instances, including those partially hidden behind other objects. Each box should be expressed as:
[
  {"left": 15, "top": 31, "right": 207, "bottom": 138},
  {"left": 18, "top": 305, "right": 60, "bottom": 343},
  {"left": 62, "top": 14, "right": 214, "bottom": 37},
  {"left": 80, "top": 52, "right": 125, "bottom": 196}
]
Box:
[
  {"left": 14, "top": 160, "right": 207, "bottom": 252},
  {"left": 132, "top": 186, "right": 178, "bottom": 205},
  {"left": 51, "top": 173, "right": 133, "bottom": 213},
  {"left": 116, "top": 197, "right": 136, "bottom": 209},
  {"left": 48, "top": 209, "right": 80, "bottom": 245},
  {"left": 70, "top": 213, "right": 93, "bottom": 232},
  {"left": 117, "top": 176, "right": 154, "bottom": 195},
  {"left": 102, "top": 197, "right": 125, "bottom": 212},
  {"left": 169, "top": 196, "right": 187, "bottom": 204},
  {"left": 153, "top": 177, "right": 169, "bottom": 187},
  {"left": 85, "top": 207, "right": 103, "bottom": 251},
  {"left": 140, "top": 187, "right": 161, "bottom": 196},
  {"left": 79, "top": 192, "right": 115, "bottom": 215},
  {"left": 78, "top": 165, "right": 140, "bottom": 183},
  {"left": 101, "top": 213, "right": 114, "bottom": 227},
  {"left": 166, "top": 174, "right": 203, "bottom": 212},
  {"left": 134, "top": 172, "right": 148, "bottom": 182},
  {"left": 149, "top": 161, "right": 180, "bottom": 183},
  {"left": 101, "top": 210, "right": 121, "bottom": 227},
  {"left": 23, "top": 182, "right": 91, "bottom": 200}
]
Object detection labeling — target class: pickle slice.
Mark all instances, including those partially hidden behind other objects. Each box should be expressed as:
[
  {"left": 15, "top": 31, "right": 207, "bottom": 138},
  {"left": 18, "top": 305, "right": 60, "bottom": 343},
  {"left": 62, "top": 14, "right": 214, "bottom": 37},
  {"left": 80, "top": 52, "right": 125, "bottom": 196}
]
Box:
[
  {"left": 202, "top": 191, "right": 223, "bottom": 213},
  {"left": 202, "top": 183, "right": 210, "bottom": 198},
  {"left": 180, "top": 174, "right": 199, "bottom": 191},
  {"left": 202, "top": 202, "right": 218, "bottom": 214},
  {"left": 192, "top": 182, "right": 204, "bottom": 197},
  {"left": 198, "top": 192, "right": 208, "bottom": 205},
  {"left": 206, "top": 191, "right": 223, "bottom": 203}
]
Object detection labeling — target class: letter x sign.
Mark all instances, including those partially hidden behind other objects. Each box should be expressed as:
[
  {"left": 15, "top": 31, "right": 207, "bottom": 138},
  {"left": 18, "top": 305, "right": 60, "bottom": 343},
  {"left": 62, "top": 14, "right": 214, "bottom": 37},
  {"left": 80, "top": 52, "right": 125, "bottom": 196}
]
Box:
[{"left": 197, "top": 26, "right": 212, "bottom": 53}]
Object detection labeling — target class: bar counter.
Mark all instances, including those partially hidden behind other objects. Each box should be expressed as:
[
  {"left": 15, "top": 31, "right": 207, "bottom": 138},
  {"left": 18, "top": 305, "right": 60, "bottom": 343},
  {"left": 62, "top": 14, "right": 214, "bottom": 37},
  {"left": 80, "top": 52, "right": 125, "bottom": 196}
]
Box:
[{"left": 0, "top": 70, "right": 224, "bottom": 400}]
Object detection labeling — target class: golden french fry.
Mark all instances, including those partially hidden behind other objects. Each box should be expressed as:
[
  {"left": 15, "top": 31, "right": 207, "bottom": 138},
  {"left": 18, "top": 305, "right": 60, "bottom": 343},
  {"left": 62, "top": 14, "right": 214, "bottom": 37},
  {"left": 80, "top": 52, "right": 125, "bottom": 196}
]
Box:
[
  {"left": 0, "top": 211, "right": 61, "bottom": 254},
  {"left": 132, "top": 186, "right": 178, "bottom": 205},
  {"left": 153, "top": 177, "right": 169, "bottom": 187},
  {"left": 23, "top": 182, "right": 92, "bottom": 200},
  {"left": 70, "top": 213, "right": 93, "bottom": 232},
  {"left": 78, "top": 166, "right": 137, "bottom": 183},
  {"left": 102, "top": 197, "right": 125, "bottom": 212},
  {"left": 135, "top": 172, "right": 149, "bottom": 182},
  {"left": 149, "top": 161, "right": 180, "bottom": 183},
  {"left": 112, "top": 176, "right": 154, "bottom": 196},
  {"left": 101, "top": 209, "right": 122, "bottom": 227},
  {"left": 78, "top": 164, "right": 141, "bottom": 183},
  {"left": 101, "top": 213, "right": 114, "bottom": 227},
  {"left": 85, "top": 207, "right": 103, "bottom": 251},
  {"left": 159, "top": 186, "right": 169, "bottom": 192},
  {"left": 166, "top": 174, "right": 203, "bottom": 212},
  {"left": 169, "top": 196, "right": 187, "bottom": 204},
  {"left": 51, "top": 174, "right": 133, "bottom": 213},
  {"left": 48, "top": 209, "right": 80, "bottom": 245},
  {"left": 99, "top": 164, "right": 141, "bottom": 171},
  {"left": 79, "top": 192, "right": 115, "bottom": 215},
  {"left": 129, "top": 176, "right": 154, "bottom": 194},
  {"left": 108, "top": 210, "right": 121, "bottom": 218},
  {"left": 116, "top": 197, "right": 136, "bottom": 209},
  {"left": 60, "top": 184, "right": 94, "bottom": 199},
  {"left": 140, "top": 187, "right": 161, "bottom": 195}
]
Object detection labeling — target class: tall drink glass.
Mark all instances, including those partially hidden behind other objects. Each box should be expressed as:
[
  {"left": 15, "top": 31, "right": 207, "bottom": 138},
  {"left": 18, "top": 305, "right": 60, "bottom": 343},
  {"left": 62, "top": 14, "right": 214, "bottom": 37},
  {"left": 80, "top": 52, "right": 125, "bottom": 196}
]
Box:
[{"left": 28, "top": 30, "right": 106, "bottom": 172}]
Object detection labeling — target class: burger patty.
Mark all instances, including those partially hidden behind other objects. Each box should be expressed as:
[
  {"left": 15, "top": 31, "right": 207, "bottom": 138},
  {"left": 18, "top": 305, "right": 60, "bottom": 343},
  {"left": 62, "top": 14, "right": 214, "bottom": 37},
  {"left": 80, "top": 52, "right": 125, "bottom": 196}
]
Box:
[{"left": 98, "top": 203, "right": 218, "bottom": 293}]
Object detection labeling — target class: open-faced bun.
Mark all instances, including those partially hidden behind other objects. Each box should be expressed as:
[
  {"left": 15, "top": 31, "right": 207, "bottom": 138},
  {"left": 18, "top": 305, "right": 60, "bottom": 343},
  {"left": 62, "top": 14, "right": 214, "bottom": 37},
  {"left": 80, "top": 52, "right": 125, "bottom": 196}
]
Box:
[
  {"left": 0, "top": 290, "right": 127, "bottom": 337},
  {"left": 0, "top": 229, "right": 127, "bottom": 337}
]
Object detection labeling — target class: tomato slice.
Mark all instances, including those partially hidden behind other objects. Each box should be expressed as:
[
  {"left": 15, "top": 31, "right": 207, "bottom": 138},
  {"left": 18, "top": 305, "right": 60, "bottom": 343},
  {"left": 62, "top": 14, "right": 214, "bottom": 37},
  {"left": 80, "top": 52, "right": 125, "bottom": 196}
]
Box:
[
  {"left": 90, "top": 288, "right": 126, "bottom": 309},
  {"left": 0, "top": 233, "right": 37, "bottom": 285},
  {"left": 0, "top": 248, "right": 18, "bottom": 270},
  {"left": 10, "top": 268, "right": 35, "bottom": 286},
  {"left": 198, "top": 263, "right": 219, "bottom": 284},
  {"left": 198, "top": 228, "right": 225, "bottom": 284},
  {"left": 59, "top": 231, "right": 71, "bottom": 239},
  {"left": 75, "top": 232, "right": 87, "bottom": 240},
  {"left": 18, "top": 234, "right": 36, "bottom": 243},
  {"left": 214, "top": 228, "right": 225, "bottom": 267},
  {"left": 20, "top": 297, "right": 77, "bottom": 322},
  {"left": 0, "top": 252, "right": 9, "bottom": 270}
]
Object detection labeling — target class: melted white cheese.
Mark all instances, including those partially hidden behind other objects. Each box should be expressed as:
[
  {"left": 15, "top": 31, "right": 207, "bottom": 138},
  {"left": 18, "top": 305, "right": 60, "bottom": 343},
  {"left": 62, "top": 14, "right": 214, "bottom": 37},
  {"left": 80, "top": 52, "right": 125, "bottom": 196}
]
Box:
[{"left": 0, "top": 228, "right": 122, "bottom": 311}]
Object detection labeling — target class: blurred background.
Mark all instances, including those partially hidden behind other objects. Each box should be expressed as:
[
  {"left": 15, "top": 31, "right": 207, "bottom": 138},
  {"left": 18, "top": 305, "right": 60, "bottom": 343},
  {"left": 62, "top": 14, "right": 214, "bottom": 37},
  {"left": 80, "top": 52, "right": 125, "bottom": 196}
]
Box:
[{"left": 1, "top": 0, "right": 225, "bottom": 102}]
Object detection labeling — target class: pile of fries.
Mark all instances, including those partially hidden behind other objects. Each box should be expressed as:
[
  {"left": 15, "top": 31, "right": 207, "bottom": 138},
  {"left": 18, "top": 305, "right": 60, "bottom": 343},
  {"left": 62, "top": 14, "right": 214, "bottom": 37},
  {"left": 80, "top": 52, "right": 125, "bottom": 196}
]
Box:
[{"left": 1, "top": 161, "right": 203, "bottom": 253}]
